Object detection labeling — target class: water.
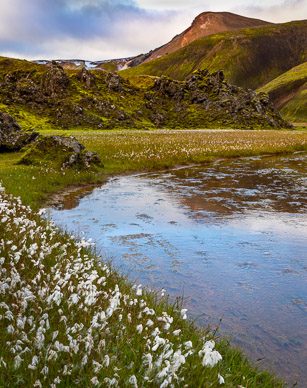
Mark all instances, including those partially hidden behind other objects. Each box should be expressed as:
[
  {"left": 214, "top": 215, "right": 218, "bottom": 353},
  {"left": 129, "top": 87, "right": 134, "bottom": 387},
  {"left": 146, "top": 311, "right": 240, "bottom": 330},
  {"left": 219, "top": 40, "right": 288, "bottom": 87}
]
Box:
[{"left": 48, "top": 154, "right": 307, "bottom": 386}]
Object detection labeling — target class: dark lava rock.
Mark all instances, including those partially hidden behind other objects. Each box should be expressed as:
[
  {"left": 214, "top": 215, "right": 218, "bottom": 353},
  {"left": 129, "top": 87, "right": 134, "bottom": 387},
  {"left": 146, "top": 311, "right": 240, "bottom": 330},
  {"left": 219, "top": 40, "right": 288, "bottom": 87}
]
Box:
[
  {"left": 105, "top": 72, "right": 123, "bottom": 92},
  {"left": 76, "top": 67, "right": 96, "bottom": 89},
  {"left": 0, "top": 112, "right": 39, "bottom": 152},
  {"left": 40, "top": 62, "right": 70, "bottom": 97},
  {"left": 19, "top": 135, "right": 102, "bottom": 169}
]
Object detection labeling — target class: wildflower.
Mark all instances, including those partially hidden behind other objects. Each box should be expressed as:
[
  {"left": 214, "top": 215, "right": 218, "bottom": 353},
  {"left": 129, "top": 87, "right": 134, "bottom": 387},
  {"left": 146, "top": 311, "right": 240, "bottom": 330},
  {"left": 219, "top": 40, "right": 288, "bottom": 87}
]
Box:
[
  {"left": 173, "top": 329, "right": 181, "bottom": 336},
  {"left": 7, "top": 324, "right": 14, "bottom": 334},
  {"left": 136, "top": 284, "right": 142, "bottom": 296},
  {"left": 38, "top": 208, "right": 46, "bottom": 215},
  {"left": 128, "top": 375, "right": 138, "bottom": 387},
  {"left": 91, "top": 376, "right": 99, "bottom": 386},
  {"left": 218, "top": 373, "right": 225, "bottom": 384},
  {"left": 93, "top": 361, "right": 103, "bottom": 373},
  {"left": 136, "top": 324, "right": 143, "bottom": 334},
  {"left": 0, "top": 357, "right": 7, "bottom": 368},
  {"left": 180, "top": 309, "right": 188, "bottom": 320},
  {"left": 14, "top": 355, "right": 23, "bottom": 369},
  {"left": 198, "top": 340, "right": 222, "bottom": 367},
  {"left": 146, "top": 319, "right": 154, "bottom": 327},
  {"left": 41, "top": 365, "right": 49, "bottom": 375},
  {"left": 103, "top": 355, "right": 110, "bottom": 367}
]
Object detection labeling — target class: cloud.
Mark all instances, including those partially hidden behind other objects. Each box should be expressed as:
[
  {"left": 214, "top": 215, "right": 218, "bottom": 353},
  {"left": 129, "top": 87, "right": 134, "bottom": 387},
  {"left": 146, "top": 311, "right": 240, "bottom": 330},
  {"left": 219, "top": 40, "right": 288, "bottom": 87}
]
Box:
[
  {"left": 231, "top": 0, "right": 307, "bottom": 23},
  {"left": 0, "top": 0, "right": 191, "bottom": 60},
  {"left": 0, "top": 0, "right": 305, "bottom": 61}
]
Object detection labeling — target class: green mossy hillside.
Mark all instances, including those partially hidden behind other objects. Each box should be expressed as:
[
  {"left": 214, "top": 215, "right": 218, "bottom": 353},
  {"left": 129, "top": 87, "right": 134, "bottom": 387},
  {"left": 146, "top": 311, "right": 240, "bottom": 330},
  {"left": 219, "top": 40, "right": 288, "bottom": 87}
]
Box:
[
  {"left": 257, "top": 62, "right": 307, "bottom": 122},
  {"left": 121, "top": 21, "right": 307, "bottom": 90},
  {"left": 0, "top": 57, "right": 291, "bottom": 130}
]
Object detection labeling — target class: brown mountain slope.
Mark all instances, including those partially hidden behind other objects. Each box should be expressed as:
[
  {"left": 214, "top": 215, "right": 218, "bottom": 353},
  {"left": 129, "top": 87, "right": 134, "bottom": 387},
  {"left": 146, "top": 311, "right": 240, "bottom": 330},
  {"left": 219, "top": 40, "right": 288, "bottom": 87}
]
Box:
[
  {"left": 121, "top": 21, "right": 307, "bottom": 90},
  {"left": 144, "top": 12, "right": 271, "bottom": 63}
]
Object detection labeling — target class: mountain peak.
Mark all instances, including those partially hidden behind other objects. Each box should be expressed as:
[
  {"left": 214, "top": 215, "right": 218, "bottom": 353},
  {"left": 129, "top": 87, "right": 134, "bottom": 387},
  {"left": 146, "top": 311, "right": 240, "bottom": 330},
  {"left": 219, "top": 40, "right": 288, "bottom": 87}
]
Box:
[{"left": 144, "top": 11, "right": 272, "bottom": 63}]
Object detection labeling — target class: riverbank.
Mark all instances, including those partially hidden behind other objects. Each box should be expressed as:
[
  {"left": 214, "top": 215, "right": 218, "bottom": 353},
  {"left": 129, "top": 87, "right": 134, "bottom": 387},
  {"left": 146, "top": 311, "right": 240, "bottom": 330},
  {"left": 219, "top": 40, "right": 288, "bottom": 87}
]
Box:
[
  {"left": 1, "top": 129, "right": 306, "bottom": 386},
  {"left": 0, "top": 182, "right": 283, "bottom": 387}
]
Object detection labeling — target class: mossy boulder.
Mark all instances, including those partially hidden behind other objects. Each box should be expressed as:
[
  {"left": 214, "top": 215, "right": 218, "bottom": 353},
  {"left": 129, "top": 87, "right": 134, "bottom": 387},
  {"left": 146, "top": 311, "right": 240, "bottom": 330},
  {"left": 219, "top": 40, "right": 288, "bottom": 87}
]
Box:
[
  {"left": 0, "top": 112, "right": 39, "bottom": 152},
  {"left": 19, "top": 135, "right": 102, "bottom": 169}
]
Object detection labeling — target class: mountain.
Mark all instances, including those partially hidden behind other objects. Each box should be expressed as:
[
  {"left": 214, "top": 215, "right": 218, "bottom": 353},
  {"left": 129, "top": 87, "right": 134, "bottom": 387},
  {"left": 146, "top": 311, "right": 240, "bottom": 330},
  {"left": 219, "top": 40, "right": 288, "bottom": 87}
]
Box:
[
  {"left": 257, "top": 62, "right": 307, "bottom": 122},
  {"left": 121, "top": 20, "right": 307, "bottom": 90},
  {"left": 33, "top": 12, "right": 271, "bottom": 73},
  {"left": 0, "top": 57, "right": 290, "bottom": 131},
  {"left": 143, "top": 12, "right": 271, "bottom": 64}
]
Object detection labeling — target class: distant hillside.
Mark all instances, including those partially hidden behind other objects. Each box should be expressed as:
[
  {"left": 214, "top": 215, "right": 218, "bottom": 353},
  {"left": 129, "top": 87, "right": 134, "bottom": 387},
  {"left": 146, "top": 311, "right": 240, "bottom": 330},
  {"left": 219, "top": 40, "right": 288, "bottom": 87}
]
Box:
[
  {"left": 144, "top": 12, "right": 271, "bottom": 63},
  {"left": 121, "top": 21, "right": 307, "bottom": 90},
  {"left": 0, "top": 57, "right": 290, "bottom": 131},
  {"left": 257, "top": 62, "right": 307, "bottom": 122}
]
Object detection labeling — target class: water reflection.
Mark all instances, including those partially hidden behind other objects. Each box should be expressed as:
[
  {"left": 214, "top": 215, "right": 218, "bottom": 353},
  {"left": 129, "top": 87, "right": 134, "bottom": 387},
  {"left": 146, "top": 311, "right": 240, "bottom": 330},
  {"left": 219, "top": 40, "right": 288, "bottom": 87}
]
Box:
[{"left": 48, "top": 154, "right": 307, "bottom": 386}]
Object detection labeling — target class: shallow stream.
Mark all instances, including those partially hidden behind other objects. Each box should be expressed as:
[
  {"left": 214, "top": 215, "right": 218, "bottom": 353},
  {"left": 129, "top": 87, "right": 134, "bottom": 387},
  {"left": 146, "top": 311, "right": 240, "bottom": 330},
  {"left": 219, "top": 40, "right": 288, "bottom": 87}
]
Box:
[{"left": 48, "top": 153, "right": 307, "bottom": 385}]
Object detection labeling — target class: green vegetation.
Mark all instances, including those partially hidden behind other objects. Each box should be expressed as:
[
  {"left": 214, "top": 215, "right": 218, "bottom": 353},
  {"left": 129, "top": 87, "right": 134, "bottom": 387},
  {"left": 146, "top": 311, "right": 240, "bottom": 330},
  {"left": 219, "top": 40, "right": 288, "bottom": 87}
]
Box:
[
  {"left": 257, "top": 62, "right": 307, "bottom": 122},
  {"left": 121, "top": 21, "right": 307, "bottom": 90},
  {"left": 0, "top": 129, "right": 306, "bottom": 209}
]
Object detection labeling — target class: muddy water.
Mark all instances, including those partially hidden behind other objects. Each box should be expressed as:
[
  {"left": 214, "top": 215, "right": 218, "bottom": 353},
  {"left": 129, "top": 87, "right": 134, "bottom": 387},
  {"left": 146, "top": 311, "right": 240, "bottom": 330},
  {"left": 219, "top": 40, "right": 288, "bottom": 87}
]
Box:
[{"left": 48, "top": 154, "right": 307, "bottom": 386}]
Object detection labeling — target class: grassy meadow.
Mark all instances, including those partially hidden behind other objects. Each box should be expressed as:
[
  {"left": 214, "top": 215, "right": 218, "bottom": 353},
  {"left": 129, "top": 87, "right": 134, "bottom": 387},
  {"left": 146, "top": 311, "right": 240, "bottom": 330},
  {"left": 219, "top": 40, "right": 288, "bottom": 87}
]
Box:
[
  {"left": 0, "top": 129, "right": 306, "bottom": 209},
  {"left": 1, "top": 128, "right": 307, "bottom": 387}
]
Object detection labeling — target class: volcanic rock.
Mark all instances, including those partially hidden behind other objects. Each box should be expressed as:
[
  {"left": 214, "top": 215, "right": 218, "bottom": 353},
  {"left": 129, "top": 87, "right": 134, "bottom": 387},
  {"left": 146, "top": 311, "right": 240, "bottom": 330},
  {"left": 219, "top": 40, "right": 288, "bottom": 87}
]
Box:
[
  {"left": 0, "top": 112, "right": 39, "bottom": 152},
  {"left": 76, "top": 67, "right": 96, "bottom": 89},
  {"left": 19, "top": 135, "right": 102, "bottom": 169},
  {"left": 40, "top": 62, "right": 70, "bottom": 97}
]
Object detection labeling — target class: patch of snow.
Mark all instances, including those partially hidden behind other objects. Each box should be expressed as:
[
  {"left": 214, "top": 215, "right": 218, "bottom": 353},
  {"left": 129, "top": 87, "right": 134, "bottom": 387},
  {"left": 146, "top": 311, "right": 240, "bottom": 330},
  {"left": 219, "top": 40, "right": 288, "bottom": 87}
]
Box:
[
  {"left": 118, "top": 63, "right": 128, "bottom": 71},
  {"left": 34, "top": 60, "right": 49, "bottom": 65},
  {"left": 72, "top": 61, "right": 83, "bottom": 67},
  {"left": 85, "top": 61, "right": 98, "bottom": 69}
]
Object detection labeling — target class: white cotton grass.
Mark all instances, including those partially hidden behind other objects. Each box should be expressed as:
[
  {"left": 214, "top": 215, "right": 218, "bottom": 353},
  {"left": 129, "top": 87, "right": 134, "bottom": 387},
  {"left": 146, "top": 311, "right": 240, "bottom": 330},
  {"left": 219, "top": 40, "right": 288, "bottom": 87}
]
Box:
[{"left": 0, "top": 182, "right": 251, "bottom": 387}]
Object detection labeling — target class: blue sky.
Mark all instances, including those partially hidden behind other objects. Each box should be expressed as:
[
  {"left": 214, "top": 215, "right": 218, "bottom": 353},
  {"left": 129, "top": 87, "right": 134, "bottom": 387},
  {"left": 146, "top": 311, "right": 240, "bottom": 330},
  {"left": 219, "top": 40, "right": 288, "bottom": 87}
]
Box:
[{"left": 0, "top": 0, "right": 305, "bottom": 61}]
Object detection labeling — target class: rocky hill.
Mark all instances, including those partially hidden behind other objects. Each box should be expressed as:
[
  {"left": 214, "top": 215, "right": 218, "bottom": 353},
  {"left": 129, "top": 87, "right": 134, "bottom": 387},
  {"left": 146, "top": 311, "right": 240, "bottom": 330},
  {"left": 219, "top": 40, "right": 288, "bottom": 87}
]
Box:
[
  {"left": 257, "top": 62, "right": 307, "bottom": 122},
  {"left": 143, "top": 12, "right": 271, "bottom": 64},
  {"left": 121, "top": 20, "right": 307, "bottom": 90},
  {"left": 0, "top": 57, "right": 290, "bottom": 131}
]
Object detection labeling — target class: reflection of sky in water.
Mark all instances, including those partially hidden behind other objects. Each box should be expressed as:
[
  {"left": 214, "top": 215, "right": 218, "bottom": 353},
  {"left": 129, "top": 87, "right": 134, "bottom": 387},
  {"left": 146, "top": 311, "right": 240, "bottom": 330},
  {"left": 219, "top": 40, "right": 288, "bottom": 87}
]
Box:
[{"left": 49, "top": 154, "right": 307, "bottom": 385}]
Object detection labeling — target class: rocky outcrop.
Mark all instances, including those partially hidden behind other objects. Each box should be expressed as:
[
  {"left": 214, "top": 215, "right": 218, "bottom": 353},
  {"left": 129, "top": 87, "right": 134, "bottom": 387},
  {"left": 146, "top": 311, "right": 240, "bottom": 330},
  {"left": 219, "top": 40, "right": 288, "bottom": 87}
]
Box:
[
  {"left": 19, "top": 135, "right": 102, "bottom": 169},
  {"left": 151, "top": 70, "right": 292, "bottom": 128},
  {"left": 76, "top": 67, "right": 96, "bottom": 89},
  {"left": 105, "top": 72, "right": 123, "bottom": 92},
  {"left": 0, "top": 56, "right": 293, "bottom": 130},
  {"left": 0, "top": 112, "right": 39, "bottom": 152},
  {"left": 40, "top": 62, "right": 70, "bottom": 97}
]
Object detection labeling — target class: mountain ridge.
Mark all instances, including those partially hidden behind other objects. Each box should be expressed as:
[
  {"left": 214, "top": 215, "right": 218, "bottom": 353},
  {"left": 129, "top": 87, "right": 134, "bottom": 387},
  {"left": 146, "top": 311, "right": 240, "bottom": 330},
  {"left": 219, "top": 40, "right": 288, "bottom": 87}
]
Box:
[{"left": 143, "top": 12, "right": 272, "bottom": 64}]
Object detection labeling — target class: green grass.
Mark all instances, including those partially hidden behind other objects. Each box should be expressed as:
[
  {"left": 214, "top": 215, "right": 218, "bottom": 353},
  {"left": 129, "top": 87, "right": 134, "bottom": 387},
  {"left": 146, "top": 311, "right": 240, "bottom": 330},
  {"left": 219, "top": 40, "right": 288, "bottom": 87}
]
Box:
[
  {"left": 257, "top": 62, "right": 307, "bottom": 122},
  {"left": 280, "top": 87, "right": 307, "bottom": 122}
]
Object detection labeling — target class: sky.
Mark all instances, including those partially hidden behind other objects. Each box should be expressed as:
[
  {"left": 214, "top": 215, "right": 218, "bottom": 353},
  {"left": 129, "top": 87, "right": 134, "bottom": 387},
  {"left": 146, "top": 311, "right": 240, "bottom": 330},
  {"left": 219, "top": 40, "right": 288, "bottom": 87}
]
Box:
[{"left": 0, "top": 0, "right": 306, "bottom": 61}]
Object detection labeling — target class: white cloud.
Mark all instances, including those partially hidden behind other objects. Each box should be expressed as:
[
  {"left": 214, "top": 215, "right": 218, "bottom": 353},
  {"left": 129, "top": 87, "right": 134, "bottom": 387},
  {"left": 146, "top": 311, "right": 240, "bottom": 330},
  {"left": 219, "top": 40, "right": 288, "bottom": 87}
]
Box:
[{"left": 0, "top": 0, "right": 305, "bottom": 61}]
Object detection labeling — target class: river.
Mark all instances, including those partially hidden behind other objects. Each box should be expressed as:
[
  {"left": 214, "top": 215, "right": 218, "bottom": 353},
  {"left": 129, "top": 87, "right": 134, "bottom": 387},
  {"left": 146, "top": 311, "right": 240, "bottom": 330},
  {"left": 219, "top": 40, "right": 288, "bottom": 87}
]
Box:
[{"left": 48, "top": 153, "right": 307, "bottom": 386}]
